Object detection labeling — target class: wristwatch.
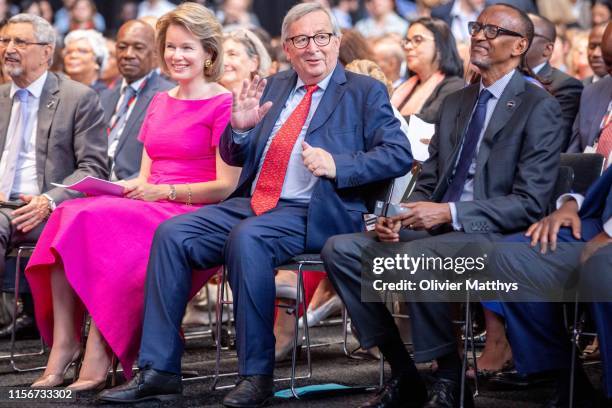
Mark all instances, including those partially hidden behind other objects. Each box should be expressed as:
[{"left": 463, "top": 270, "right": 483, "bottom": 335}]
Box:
[
  {"left": 42, "top": 193, "right": 56, "bottom": 212},
  {"left": 168, "top": 185, "right": 177, "bottom": 201}
]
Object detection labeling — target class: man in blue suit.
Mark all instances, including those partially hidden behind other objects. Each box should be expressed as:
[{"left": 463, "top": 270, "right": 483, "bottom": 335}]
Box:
[
  {"left": 489, "top": 164, "right": 612, "bottom": 407},
  {"left": 99, "top": 3, "right": 412, "bottom": 407}
]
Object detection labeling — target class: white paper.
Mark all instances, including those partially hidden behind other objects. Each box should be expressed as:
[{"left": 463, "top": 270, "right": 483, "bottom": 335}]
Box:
[
  {"left": 406, "top": 115, "right": 435, "bottom": 162},
  {"left": 52, "top": 176, "right": 124, "bottom": 197}
]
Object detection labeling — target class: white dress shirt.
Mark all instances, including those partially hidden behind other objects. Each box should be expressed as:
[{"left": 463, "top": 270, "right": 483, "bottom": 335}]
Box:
[
  {"left": 557, "top": 193, "right": 612, "bottom": 237},
  {"left": 3, "top": 71, "right": 48, "bottom": 197}
]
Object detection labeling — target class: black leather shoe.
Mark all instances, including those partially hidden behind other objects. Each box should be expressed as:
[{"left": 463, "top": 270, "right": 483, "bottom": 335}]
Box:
[
  {"left": 223, "top": 375, "right": 273, "bottom": 407},
  {"left": 544, "top": 366, "right": 596, "bottom": 408},
  {"left": 359, "top": 373, "right": 428, "bottom": 408},
  {"left": 97, "top": 368, "right": 182, "bottom": 404},
  {"left": 425, "top": 378, "right": 474, "bottom": 408},
  {"left": 488, "top": 369, "right": 555, "bottom": 389},
  {"left": 0, "top": 313, "right": 39, "bottom": 339}
]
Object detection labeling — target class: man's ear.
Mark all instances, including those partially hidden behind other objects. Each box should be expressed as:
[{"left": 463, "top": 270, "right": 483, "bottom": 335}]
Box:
[
  {"left": 513, "top": 37, "right": 529, "bottom": 57},
  {"left": 542, "top": 42, "right": 554, "bottom": 59}
]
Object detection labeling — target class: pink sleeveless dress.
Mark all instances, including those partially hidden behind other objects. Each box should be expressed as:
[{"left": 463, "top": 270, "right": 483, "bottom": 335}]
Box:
[{"left": 25, "top": 91, "right": 232, "bottom": 379}]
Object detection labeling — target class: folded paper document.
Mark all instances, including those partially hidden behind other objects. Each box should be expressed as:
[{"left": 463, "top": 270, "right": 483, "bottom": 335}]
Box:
[{"left": 52, "top": 176, "right": 124, "bottom": 196}]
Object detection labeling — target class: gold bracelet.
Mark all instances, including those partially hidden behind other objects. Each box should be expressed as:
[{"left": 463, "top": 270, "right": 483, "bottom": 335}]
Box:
[{"left": 187, "top": 184, "right": 192, "bottom": 206}]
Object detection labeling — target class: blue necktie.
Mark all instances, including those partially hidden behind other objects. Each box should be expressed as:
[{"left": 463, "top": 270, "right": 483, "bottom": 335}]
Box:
[
  {"left": 0, "top": 89, "right": 30, "bottom": 198},
  {"left": 442, "top": 89, "right": 493, "bottom": 203}
]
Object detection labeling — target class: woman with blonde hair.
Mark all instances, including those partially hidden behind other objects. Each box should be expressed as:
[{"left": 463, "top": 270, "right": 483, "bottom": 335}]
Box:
[{"left": 26, "top": 3, "right": 239, "bottom": 391}]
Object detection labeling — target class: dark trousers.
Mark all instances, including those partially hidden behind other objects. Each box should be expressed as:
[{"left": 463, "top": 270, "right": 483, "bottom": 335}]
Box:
[
  {"left": 138, "top": 197, "right": 308, "bottom": 376},
  {"left": 491, "top": 227, "right": 612, "bottom": 397},
  {"left": 321, "top": 229, "right": 501, "bottom": 363}
]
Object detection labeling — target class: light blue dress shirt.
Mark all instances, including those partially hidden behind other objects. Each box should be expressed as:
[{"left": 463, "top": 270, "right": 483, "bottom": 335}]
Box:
[
  {"left": 449, "top": 69, "right": 516, "bottom": 230},
  {"left": 232, "top": 69, "right": 334, "bottom": 203}
]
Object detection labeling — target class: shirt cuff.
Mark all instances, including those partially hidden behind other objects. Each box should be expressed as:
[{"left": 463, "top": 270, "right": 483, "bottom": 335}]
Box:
[
  {"left": 604, "top": 218, "right": 612, "bottom": 238},
  {"left": 556, "top": 193, "right": 584, "bottom": 211},
  {"left": 449, "top": 202, "right": 462, "bottom": 231},
  {"left": 42, "top": 193, "right": 56, "bottom": 211},
  {"left": 231, "top": 129, "right": 251, "bottom": 144}
]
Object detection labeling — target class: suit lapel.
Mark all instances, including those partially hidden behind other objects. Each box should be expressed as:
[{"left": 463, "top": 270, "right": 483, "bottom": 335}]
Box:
[
  {"left": 36, "top": 72, "right": 60, "bottom": 190},
  {"left": 0, "top": 86, "right": 12, "bottom": 155},
  {"left": 104, "top": 85, "right": 121, "bottom": 123},
  {"left": 474, "top": 71, "right": 524, "bottom": 180},
  {"left": 305, "top": 64, "right": 347, "bottom": 138},
  {"left": 115, "top": 74, "right": 159, "bottom": 155}
]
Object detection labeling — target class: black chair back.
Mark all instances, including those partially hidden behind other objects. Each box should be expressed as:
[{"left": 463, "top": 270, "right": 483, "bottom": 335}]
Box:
[
  {"left": 560, "top": 153, "right": 605, "bottom": 195},
  {"left": 547, "top": 166, "right": 574, "bottom": 214}
]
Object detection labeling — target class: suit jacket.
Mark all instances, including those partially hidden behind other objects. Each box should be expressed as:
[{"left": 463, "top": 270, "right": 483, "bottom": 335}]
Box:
[
  {"left": 220, "top": 64, "right": 413, "bottom": 251},
  {"left": 579, "top": 164, "right": 612, "bottom": 240},
  {"left": 568, "top": 76, "right": 612, "bottom": 153},
  {"left": 0, "top": 71, "right": 108, "bottom": 204},
  {"left": 538, "top": 62, "right": 583, "bottom": 150},
  {"left": 100, "top": 71, "right": 174, "bottom": 180},
  {"left": 408, "top": 70, "right": 564, "bottom": 234}
]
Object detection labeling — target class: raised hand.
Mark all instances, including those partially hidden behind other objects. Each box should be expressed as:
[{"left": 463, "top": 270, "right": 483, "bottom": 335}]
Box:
[{"left": 231, "top": 75, "right": 273, "bottom": 132}]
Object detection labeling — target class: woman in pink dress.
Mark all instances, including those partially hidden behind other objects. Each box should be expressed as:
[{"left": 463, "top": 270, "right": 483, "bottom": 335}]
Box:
[{"left": 25, "top": 3, "right": 239, "bottom": 391}]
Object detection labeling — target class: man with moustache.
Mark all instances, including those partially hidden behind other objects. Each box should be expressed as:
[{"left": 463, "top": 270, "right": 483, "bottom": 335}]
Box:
[
  {"left": 583, "top": 23, "right": 609, "bottom": 85},
  {"left": 99, "top": 3, "right": 412, "bottom": 406},
  {"left": 525, "top": 13, "right": 583, "bottom": 150},
  {"left": 322, "top": 4, "right": 564, "bottom": 407},
  {"left": 100, "top": 19, "right": 173, "bottom": 181},
  {"left": 0, "top": 14, "right": 107, "bottom": 335}
]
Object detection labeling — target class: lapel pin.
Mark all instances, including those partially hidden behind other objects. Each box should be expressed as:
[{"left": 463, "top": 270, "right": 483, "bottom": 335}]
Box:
[
  {"left": 47, "top": 99, "right": 56, "bottom": 109},
  {"left": 506, "top": 100, "right": 515, "bottom": 109}
]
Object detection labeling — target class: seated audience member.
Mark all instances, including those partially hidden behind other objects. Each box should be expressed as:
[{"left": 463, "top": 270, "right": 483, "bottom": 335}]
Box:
[
  {"left": 372, "top": 35, "right": 406, "bottom": 89},
  {"left": 391, "top": 17, "right": 465, "bottom": 124},
  {"left": 101, "top": 20, "right": 174, "bottom": 181},
  {"left": 24, "top": 3, "right": 239, "bottom": 390},
  {"left": 488, "top": 91, "right": 612, "bottom": 405},
  {"left": 0, "top": 13, "right": 107, "bottom": 336},
  {"left": 584, "top": 22, "right": 609, "bottom": 85},
  {"left": 98, "top": 3, "right": 412, "bottom": 405},
  {"left": 331, "top": 0, "right": 359, "bottom": 29},
  {"left": 430, "top": 0, "right": 485, "bottom": 44},
  {"left": 216, "top": 0, "right": 261, "bottom": 27},
  {"left": 219, "top": 28, "right": 271, "bottom": 95},
  {"left": 526, "top": 13, "right": 583, "bottom": 149},
  {"left": 322, "top": 4, "right": 564, "bottom": 407},
  {"left": 568, "top": 30, "right": 594, "bottom": 80},
  {"left": 592, "top": 0, "right": 612, "bottom": 26},
  {"left": 66, "top": 0, "right": 104, "bottom": 34},
  {"left": 338, "top": 29, "right": 374, "bottom": 66},
  {"left": 0, "top": 19, "right": 7, "bottom": 84},
  {"left": 100, "top": 37, "right": 120, "bottom": 88},
  {"left": 137, "top": 0, "right": 176, "bottom": 19},
  {"left": 568, "top": 21, "right": 612, "bottom": 156},
  {"left": 62, "top": 29, "right": 108, "bottom": 93},
  {"left": 54, "top": 0, "right": 104, "bottom": 36},
  {"left": 274, "top": 58, "right": 413, "bottom": 362},
  {"left": 355, "top": 0, "right": 409, "bottom": 38}
]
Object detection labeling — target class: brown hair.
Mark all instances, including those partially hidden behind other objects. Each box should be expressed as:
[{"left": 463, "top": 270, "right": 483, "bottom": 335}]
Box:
[
  {"left": 156, "top": 2, "right": 224, "bottom": 81},
  {"left": 345, "top": 59, "right": 393, "bottom": 95},
  {"left": 339, "top": 29, "right": 374, "bottom": 66}
]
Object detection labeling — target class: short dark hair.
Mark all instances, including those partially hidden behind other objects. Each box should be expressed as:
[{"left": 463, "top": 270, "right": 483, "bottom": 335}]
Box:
[
  {"left": 408, "top": 17, "right": 464, "bottom": 78},
  {"left": 593, "top": 0, "right": 612, "bottom": 13}
]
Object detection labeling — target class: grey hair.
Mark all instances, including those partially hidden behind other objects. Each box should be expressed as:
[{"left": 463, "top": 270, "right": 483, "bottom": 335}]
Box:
[
  {"left": 64, "top": 29, "right": 108, "bottom": 72},
  {"left": 8, "top": 13, "right": 56, "bottom": 64},
  {"left": 223, "top": 28, "right": 271, "bottom": 78},
  {"left": 281, "top": 3, "right": 341, "bottom": 43}
]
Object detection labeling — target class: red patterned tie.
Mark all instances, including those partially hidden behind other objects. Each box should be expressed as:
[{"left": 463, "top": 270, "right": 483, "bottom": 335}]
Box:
[
  {"left": 251, "top": 84, "right": 318, "bottom": 215},
  {"left": 596, "top": 122, "right": 612, "bottom": 166}
]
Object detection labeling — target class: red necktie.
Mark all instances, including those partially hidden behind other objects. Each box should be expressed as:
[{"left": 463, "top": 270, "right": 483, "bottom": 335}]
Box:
[
  {"left": 251, "top": 84, "right": 318, "bottom": 215},
  {"left": 596, "top": 122, "right": 612, "bottom": 167}
]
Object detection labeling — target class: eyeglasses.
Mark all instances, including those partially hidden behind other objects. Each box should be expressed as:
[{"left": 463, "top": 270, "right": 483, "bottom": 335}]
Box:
[
  {"left": 468, "top": 22, "right": 524, "bottom": 40},
  {"left": 0, "top": 37, "right": 49, "bottom": 49},
  {"left": 286, "top": 33, "right": 334, "bottom": 49},
  {"left": 401, "top": 34, "right": 434, "bottom": 48},
  {"left": 63, "top": 47, "right": 94, "bottom": 57}
]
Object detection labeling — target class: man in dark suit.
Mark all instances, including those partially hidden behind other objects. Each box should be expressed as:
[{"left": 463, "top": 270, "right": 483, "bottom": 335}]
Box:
[
  {"left": 100, "top": 20, "right": 173, "bottom": 181},
  {"left": 526, "top": 13, "right": 583, "bottom": 150},
  {"left": 568, "top": 21, "right": 612, "bottom": 154},
  {"left": 0, "top": 14, "right": 108, "bottom": 334},
  {"left": 99, "top": 3, "right": 412, "bottom": 406},
  {"left": 583, "top": 23, "right": 608, "bottom": 86},
  {"left": 322, "top": 4, "right": 564, "bottom": 407},
  {"left": 489, "top": 164, "right": 612, "bottom": 406}
]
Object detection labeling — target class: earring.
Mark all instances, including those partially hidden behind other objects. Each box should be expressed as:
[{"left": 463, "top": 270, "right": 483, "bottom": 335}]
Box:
[{"left": 204, "top": 59, "right": 212, "bottom": 68}]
